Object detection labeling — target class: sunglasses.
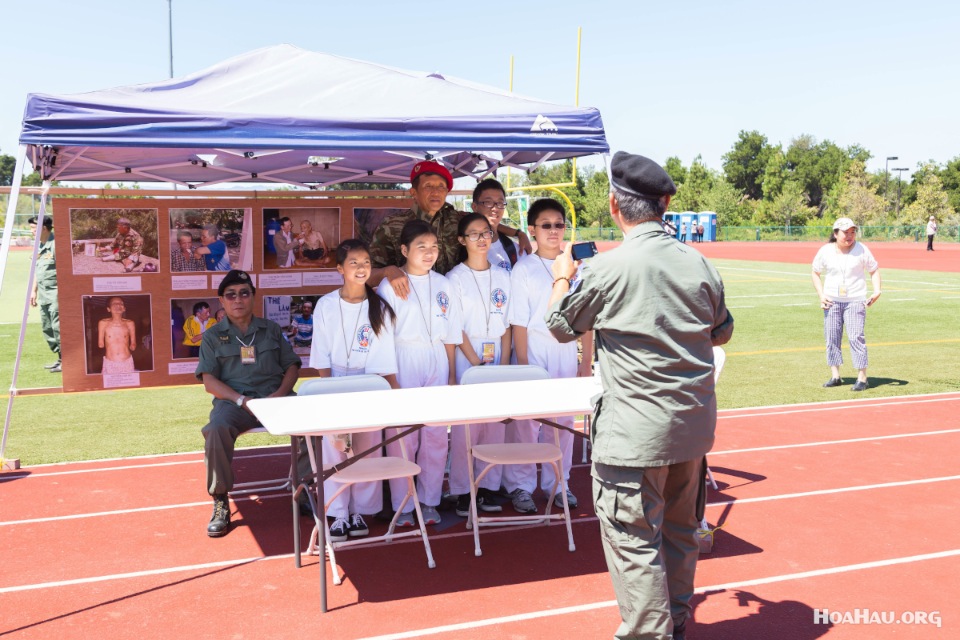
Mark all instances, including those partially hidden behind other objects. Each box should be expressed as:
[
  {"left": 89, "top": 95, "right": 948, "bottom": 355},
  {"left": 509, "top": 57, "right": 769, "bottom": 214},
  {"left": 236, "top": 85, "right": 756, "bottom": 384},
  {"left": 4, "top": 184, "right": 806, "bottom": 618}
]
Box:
[
  {"left": 223, "top": 289, "right": 253, "bottom": 300},
  {"left": 534, "top": 223, "right": 568, "bottom": 230}
]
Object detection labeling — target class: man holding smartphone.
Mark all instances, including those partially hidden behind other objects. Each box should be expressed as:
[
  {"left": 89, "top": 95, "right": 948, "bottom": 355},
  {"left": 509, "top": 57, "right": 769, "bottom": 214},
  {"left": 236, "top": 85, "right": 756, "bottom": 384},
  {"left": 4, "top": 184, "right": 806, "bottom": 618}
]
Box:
[{"left": 545, "top": 152, "right": 733, "bottom": 640}]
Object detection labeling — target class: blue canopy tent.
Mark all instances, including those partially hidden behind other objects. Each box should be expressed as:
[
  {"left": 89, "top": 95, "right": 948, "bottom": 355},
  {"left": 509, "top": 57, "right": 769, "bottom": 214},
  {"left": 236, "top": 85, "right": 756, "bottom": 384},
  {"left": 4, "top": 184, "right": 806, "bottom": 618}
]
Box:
[{"left": 0, "top": 44, "right": 609, "bottom": 464}]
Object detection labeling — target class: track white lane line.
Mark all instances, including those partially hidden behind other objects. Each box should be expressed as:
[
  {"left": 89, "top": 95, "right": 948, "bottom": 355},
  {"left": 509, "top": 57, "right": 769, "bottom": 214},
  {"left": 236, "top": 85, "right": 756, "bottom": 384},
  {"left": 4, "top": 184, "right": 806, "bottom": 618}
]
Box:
[
  {"left": 719, "top": 394, "right": 960, "bottom": 419},
  {"left": 355, "top": 549, "right": 960, "bottom": 640},
  {"left": 709, "top": 428, "right": 960, "bottom": 456},
  {"left": 707, "top": 474, "right": 960, "bottom": 507}
]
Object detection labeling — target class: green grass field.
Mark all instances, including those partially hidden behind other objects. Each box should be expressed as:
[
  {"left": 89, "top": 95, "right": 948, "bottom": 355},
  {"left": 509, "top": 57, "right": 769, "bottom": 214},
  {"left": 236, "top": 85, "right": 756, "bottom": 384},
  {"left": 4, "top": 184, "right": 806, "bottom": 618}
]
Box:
[{"left": 2, "top": 250, "right": 959, "bottom": 466}]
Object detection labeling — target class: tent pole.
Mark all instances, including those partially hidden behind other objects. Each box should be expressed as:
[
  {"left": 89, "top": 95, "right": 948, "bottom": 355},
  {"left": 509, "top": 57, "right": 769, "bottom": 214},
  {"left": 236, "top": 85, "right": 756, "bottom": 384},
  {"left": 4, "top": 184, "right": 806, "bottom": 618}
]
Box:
[
  {"left": 0, "top": 144, "right": 28, "bottom": 299},
  {"left": 0, "top": 180, "right": 49, "bottom": 469}
]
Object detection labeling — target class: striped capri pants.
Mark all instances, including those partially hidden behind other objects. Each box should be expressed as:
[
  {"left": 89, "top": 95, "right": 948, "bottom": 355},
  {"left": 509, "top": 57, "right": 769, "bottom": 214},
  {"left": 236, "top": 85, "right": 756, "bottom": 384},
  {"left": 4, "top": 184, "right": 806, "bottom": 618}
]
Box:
[{"left": 823, "top": 300, "right": 868, "bottom": 369}]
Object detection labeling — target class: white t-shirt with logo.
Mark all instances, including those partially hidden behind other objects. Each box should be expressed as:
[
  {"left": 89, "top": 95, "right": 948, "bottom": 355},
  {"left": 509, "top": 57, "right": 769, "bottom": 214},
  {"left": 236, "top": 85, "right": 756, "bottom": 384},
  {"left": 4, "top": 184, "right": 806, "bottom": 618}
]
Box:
[
  {"left": 812, "top": 242, "right": 879, "bottom": 302},
  {"left": 447, "top": 263, "right": 511, "bottom": 341},
  {"left": 309, "top": 290, "right": 397, "bottom": 377},
  {"left": 376, "top": 271, "right": 462, "bottom": 347},
  {"left": 508, "top": 253, "right": 582, "bottom": 336}
]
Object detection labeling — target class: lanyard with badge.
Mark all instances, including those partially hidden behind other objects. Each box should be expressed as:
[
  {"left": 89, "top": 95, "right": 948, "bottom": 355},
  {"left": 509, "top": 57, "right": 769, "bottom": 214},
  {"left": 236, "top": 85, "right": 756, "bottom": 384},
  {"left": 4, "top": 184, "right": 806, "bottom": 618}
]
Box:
[
  {"left": 470, "top": 267, "right": 496, "bottom": 364},
  {"left": 236, "top": 333, "right": 256, "bottom": 365},
  {"left": 834, "top": 244, "right": 848, "bottom": 297}
]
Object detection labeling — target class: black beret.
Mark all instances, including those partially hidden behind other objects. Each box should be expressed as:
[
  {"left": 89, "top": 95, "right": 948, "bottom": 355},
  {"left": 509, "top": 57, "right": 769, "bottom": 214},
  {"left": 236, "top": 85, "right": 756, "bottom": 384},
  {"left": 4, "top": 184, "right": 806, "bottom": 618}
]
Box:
[
  {"left": 28, "top": 215, "right": 53, "bottom": 229},
  {"left": 610, "top": 151, "right": 677, "bottom": 200},
  {"left": 217, "top": 270, "right": 256, "bottom": 296}
]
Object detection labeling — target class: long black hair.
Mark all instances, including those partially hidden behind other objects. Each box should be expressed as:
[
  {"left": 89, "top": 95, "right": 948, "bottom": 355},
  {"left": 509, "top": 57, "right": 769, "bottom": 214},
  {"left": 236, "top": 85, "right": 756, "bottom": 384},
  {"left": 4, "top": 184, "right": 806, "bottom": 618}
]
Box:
[{"left": 335, "top": 239, "right": 395, "bottom": 336}]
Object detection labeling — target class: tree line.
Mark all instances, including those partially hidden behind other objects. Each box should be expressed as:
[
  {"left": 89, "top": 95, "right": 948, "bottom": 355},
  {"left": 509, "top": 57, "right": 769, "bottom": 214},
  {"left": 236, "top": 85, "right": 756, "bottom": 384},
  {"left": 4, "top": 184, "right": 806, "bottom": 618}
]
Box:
[{"left": 510, "top": 131, "right": 959, "bottom": 230}]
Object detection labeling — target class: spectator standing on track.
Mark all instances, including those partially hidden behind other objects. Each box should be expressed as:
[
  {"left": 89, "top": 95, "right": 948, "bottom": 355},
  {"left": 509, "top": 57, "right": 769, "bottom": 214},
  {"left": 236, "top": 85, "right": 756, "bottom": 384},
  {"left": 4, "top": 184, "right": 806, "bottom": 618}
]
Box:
[
  {"left": 812, "top": 218, "right": 882, "bottom": 392},
  {"left": 926, "top": 216, "right": 938, "bottom": 251},
  {"left": 545, "top": 152, "right": 733, "bottom": 640}
]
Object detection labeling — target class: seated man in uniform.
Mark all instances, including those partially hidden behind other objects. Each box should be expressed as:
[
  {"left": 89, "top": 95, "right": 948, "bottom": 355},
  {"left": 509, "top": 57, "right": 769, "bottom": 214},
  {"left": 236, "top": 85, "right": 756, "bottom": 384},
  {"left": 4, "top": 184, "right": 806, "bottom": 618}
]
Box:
[
  {"left": 98, "top": 296, "right": 137, "bottom": 374},
  {"left": 196, "top": 270, "right": 301, "bottom": 537},
  {"left": 100, "top": 217, "right": 143, "bottom": 272}
]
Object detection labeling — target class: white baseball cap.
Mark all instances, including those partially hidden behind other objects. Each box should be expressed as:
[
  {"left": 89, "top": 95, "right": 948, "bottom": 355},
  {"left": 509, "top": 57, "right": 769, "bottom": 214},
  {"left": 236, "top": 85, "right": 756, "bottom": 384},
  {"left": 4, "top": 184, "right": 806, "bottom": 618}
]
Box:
[{"left": 833, "top": 217, "right": 857, "bottom": 231}]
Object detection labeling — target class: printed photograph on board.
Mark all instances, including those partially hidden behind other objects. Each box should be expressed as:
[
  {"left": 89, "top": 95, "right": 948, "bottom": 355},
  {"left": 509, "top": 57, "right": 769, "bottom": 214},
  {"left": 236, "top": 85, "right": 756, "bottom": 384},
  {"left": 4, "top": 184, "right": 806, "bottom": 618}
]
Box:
[
  {"left": 169, "top": 208, "right": 253, "bottom": 272},
  {"left": 263, "top": 207, "right": 340, "bottom": 270},
  {"left": 69, "top": 208, "right": 160, "bottom": 275},
  {"left": 171, "top": 297, "right": 225, "bottom": 359},
  {"left": 263, "top": 294, "right": 321, "bottom": 355},
  {"left": 81, "top": 294, "right": 154, "bottom": 374}
]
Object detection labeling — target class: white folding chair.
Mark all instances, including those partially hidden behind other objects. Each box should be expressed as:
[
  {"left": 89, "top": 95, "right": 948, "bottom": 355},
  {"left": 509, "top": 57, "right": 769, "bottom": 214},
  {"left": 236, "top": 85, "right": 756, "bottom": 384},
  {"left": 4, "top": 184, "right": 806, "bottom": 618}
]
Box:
[
  {"left": 297, "top": 376, "right": 435, "bottom": 585},
  {"left": 458, "top": 364, "right": 576, "bottom": 557},
  {"left": 228, "top": 427, "right": 294, "bottom": 496}
]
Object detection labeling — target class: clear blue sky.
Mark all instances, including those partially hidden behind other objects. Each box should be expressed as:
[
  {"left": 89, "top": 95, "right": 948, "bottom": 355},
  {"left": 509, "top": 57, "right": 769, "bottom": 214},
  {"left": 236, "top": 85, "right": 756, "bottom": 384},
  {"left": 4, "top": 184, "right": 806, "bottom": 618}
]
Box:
[{"left": 2, "top": 0, "right": 957, "bottom": 180}]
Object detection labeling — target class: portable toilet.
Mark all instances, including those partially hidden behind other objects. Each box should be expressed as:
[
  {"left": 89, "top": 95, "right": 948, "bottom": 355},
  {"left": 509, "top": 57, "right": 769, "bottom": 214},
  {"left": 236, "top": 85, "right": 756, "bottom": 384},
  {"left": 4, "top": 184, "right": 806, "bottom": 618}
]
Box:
[{"left": 696, "top": 211, "right": 717, "bottom": 242}]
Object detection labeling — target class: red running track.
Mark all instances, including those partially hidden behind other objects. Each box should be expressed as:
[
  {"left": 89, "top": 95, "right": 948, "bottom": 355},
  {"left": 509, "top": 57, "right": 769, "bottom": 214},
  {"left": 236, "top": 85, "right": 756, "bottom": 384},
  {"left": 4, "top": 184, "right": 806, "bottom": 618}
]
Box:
[{"left": 2, "top": 392, "right": 958, "bottom": 639}]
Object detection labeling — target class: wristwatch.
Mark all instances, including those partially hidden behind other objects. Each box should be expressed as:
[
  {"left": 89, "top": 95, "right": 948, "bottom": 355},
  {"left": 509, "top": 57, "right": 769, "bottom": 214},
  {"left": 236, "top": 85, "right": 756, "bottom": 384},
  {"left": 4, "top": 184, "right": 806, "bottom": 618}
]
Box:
[{"left": 235, "top": 395, "right": 246, "bottom": 407}]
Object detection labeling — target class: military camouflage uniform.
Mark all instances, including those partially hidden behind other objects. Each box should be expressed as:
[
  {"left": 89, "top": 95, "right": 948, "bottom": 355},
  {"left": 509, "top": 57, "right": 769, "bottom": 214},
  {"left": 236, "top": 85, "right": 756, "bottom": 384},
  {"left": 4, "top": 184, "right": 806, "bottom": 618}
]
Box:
[
  {"left": 112, "top": 228, "right": 144, "bottom": 262},
  {"left": 36, "top": 230, "right": 60, "bottom": 358},
  {"left": 369, "top": 202, "right": 463, "bottom": 276}
]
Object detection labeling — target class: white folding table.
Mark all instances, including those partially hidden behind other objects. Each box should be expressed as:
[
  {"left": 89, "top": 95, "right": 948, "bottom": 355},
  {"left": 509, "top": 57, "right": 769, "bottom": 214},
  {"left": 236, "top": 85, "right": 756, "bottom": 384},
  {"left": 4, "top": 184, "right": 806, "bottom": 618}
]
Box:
[{"left": 247, "top": 374, "right": 602, "bottom": 613}]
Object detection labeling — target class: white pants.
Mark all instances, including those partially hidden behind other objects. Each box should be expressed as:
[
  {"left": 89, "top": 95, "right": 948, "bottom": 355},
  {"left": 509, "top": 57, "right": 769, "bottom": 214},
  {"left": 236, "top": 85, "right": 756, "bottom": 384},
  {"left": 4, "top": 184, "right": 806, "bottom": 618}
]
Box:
[
  {"left": 448, "top": 337, "right": 507, "bottom": 495},
  {"left": 387, "top": 341, "right": 449, "bottom": 510},
  {"left": 321, "top": 429, "right": 383, "bottom": 519},
  {"left": 502, "top": 331, "right": 577, "bottom": 495}
]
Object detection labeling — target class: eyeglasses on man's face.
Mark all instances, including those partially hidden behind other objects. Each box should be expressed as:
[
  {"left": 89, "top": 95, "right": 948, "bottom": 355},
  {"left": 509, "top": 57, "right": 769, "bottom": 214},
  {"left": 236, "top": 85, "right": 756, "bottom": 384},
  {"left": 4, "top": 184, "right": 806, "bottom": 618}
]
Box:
[
  {"left": 464, "top": 230, "right": 494, "bottom": 242},
  {"left": 477, "top": 200, "right": 508, "bottom": 210},
  {"left": 534, "top": 222, "right": 568, "bottom": 230},
  {"left": 223, "top": 289, "right": 253, "bottom": 301}
]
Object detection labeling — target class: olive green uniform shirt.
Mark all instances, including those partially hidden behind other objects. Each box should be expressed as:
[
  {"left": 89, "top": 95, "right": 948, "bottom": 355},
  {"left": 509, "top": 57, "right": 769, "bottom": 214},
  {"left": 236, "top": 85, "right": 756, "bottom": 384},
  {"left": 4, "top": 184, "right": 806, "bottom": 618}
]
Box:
[
  {"left": 369, "top": 202, "right": 463, "bottom": 275},
  {"left": 545, "top": 221, "right": 734, "bottom": 467},
  {"left": 36, "top": 230, "right": 58, "bottom": 304},
  {"left": 195, "top": 316, "right": 300, "bottom": 400}
]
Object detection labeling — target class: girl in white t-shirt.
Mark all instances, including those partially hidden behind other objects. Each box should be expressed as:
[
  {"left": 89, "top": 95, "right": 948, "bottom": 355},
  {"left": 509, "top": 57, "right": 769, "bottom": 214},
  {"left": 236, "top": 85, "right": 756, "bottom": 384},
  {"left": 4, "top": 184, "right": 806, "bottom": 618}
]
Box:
[
  {"left": 811, "top": 218, "right": 882, "bottom": 391},
  {"left": 309, "top": 239, "right": 399, "bottom": 542},
  {"left": 376, "top": 220, "right": 461, "bottom": 527},
  {"left": 505, "top": 198, "right": 593, "bottom": 515},
  {"left": 446, "top": 212, "right": 512, "bottom": 517}
]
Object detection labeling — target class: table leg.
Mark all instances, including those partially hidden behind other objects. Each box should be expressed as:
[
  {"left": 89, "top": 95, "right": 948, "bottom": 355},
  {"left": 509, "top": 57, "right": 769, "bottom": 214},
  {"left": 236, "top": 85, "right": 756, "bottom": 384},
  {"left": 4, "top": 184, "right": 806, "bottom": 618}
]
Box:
[
  {"left": 292, "top": 437, "right": 301, "bottom": 568},
  {"left": 314, "top": 435, "right": 327, "bottom": 613}
]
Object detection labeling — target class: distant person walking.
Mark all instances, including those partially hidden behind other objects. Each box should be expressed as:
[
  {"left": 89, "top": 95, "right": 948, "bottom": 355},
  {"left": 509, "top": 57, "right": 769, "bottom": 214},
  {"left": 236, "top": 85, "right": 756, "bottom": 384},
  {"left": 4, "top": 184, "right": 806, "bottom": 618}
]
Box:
[
  {"left": 812, "top": 218, "right": 882, "bottom": 392},
  {"left": 926, "top": 216, "right": 938, "bottom": 251},
  {"left": 680, "top": 222, "right": 687, "bottom": 243}
]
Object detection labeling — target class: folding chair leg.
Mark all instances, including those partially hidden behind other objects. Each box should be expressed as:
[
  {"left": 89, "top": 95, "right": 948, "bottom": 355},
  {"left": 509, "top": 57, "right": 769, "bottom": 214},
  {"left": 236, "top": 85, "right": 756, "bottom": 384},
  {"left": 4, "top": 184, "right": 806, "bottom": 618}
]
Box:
[
  {"left": 706, "top": 466, "right": 718, "bottom": 490},
  {"left": 408, "top": 483, "right": 437, "bottom": 569},
  {"left": 553, "top": 461, "right": 576, "bottom": 553}
]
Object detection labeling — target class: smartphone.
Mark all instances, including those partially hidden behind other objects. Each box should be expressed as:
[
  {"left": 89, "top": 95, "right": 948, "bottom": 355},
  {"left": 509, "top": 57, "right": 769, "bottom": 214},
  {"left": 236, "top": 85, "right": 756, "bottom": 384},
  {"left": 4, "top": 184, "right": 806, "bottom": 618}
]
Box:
[{"left": 571, "top": 241, "right": 598, "bottom": 261}]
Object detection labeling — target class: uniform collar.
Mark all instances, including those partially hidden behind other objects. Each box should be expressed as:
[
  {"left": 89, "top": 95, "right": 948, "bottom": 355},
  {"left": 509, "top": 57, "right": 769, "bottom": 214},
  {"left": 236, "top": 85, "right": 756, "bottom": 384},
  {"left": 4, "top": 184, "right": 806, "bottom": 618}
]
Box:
[{"left": 625, "top": 220, "right": 666, "bottom": 241}]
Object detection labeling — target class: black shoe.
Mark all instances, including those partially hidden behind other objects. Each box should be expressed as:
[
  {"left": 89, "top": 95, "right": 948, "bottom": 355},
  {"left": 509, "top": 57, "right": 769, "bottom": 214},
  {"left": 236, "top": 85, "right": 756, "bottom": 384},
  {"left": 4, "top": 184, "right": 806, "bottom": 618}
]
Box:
[
  {"left": 673, "top": 620, "right": 686, "bottom": 640},
  {"left": 822, "top": 377, "right": 842, "bottom": 388},
  {"left": 44, "top": 360, "right": 61, "bottom": 369},
  {"left": 477, "top": 488, "right": 503, "bottom": 513},
  {"left": 328, "top": 516, "right": 350, "bottom": 542},
  {"left": 348, "top": 513, "right": 369, "bottom": 537},
  {"left": 207, "top": 495, "right": 231, "bottom": 537},
  {"left": 48, "top": 362, "right": 62, "bottom": 373},
  {"left": 455, "top": 494, "right": 471, "bottom": 517},
  {"left": 851, "top": 380, "right": 868, "bottom": 392}
]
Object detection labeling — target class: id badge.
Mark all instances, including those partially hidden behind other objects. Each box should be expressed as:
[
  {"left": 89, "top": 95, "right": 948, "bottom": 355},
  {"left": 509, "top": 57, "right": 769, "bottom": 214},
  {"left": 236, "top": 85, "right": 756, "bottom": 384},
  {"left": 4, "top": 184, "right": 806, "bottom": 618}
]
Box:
[
  {"left": 240, "top": 345, "right": 256, "bottom": 365},
  {"left": 481, "top": 342, "right": 496, "bottom": 364},
  {"left": 839, "top": 286, "right": 847, "bottom": 297}
]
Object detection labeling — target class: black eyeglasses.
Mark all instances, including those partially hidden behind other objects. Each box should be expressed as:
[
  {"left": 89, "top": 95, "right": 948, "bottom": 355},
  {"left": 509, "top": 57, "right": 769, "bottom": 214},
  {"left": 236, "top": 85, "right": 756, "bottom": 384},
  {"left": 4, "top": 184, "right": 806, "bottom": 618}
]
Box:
[
  {"left": 477, "top": 200, "right": 508, "bottom": 210},
  {"left": 464, "top": 230, "right": 494, "bottom": 241},
  {"left": 223, "top": 290, "right": 253, "bottom": 300},
  {"left": 534, "top": 223, "right": 568, "bottom": 230}
]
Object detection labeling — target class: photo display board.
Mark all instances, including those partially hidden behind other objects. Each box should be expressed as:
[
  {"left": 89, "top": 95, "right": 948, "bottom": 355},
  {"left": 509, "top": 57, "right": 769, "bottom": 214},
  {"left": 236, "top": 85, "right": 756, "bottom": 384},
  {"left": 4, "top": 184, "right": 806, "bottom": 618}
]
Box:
[{"left": 52, "top": 197, "right": 410, "bottom": 392}]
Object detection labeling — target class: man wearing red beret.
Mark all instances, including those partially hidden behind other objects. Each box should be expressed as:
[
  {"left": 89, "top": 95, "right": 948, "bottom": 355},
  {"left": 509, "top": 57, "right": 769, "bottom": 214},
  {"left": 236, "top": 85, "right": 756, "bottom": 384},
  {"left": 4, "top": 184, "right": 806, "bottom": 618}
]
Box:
[{"left": 369, "top": 161, "right": 531, "bottom": 299}]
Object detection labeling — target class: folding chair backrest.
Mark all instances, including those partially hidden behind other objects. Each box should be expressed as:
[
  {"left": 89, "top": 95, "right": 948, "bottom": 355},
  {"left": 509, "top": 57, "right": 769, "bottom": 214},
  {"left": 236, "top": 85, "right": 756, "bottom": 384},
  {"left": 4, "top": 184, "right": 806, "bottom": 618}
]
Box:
[
  {"left": 299, "top": 374, "right": 391, "bottom": 397},
  {"left": 712, "top": 346, "right": 726, "bottom": 383},
  {"left": 460, "top": 364, "right": 551, "bottom": 386}
]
